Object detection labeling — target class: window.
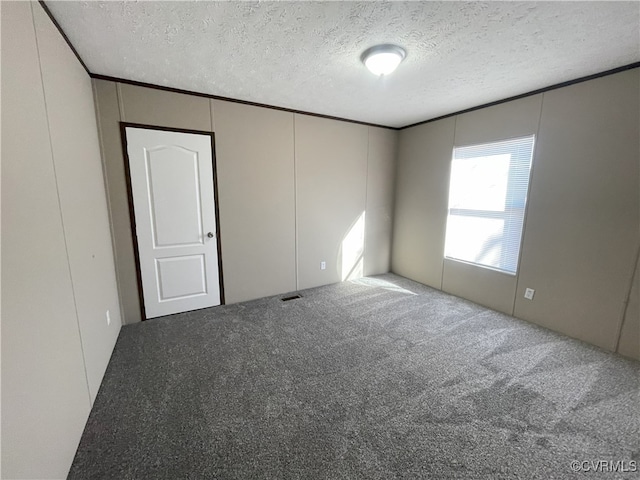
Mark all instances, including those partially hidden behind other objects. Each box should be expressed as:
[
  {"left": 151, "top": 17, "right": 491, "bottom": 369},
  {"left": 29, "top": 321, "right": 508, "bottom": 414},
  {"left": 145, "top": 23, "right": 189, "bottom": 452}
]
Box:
[{"left": 444, "top": 135, "right": 535, "bottom": 275}]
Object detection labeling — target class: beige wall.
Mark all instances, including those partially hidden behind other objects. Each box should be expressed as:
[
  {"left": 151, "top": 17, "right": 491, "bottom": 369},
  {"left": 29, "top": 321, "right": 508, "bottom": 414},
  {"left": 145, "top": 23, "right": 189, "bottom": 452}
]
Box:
[
  {"left": 213, "top": 100, "right": 296, "bottom": 303},
  {"left": 93, "top": 80, "right": 142, "bottom": 324},
  {"left": 365, "top": 127, "right": 398, "bottom": 276},
  {"left": 514, "top": 72, "right": 639, "bottom": 351},
  {"left": 1, "top": 2, "right": 122, "bottom": 478},
  {"left": 392, "top": 118, "right": 455, "bottom": 289},
  {"left": 119, "top": 83, "right": 213, "bottom": 130},
  {"left": 295, "top": 115, "right": 368, "bottom": 289},
  {"left": 391, "top": 68, "right": 639, "bottom": 354},
  {"left": 32, "top": 4, "right": 122, "bottom": 401},
  {"left": 93, "top": 86, "right": 399, "bottom": 322}
]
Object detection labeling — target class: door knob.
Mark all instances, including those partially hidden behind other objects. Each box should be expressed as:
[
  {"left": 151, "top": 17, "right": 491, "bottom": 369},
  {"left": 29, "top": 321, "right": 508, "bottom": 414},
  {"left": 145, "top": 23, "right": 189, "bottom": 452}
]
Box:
[{"left": 207, "top": 232, "right": 214, "bottom": 238}]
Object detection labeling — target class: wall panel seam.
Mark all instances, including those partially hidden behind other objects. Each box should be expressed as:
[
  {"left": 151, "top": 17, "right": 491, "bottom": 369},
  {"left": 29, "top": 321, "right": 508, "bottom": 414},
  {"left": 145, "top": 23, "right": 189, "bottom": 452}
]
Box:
[
  {"left": 387, "top": 131, "right": 400, "bottom": 268},
  {"left": 209, "top": 98, "right": 215, "bottom": 132},
  {"left": 293, "top": 114, "right": 299, "bottom": 291},
  {"left": 511, "top": 94, "right": 545, "bottom": 318},
  {"left": 511, "top": 93, "right": 545, "bottom": 316},
  {"left": 30, "top": 0, "right": 92, "bottom": 407},
  {"left": 440, "top": 116, "right": 457, "bottom": 290},
  {"left": 116, "top": 82, "right": 126, "bottom": 121},
  {"left": 363, "top": 127, "right": 370, "bottom": 275}
]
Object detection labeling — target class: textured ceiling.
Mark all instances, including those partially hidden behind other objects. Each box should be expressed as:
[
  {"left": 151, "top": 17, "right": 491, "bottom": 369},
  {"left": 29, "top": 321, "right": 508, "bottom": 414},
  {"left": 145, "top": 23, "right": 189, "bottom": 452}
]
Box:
[{"left": 46, "top": 1, "right": 640, "bottom": 128}]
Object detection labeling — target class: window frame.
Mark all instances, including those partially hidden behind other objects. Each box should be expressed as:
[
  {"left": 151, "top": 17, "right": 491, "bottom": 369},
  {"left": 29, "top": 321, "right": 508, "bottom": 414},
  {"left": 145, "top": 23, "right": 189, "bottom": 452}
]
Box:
[{"left": 443, "top": 134, "right": 536, "bottom": 275}]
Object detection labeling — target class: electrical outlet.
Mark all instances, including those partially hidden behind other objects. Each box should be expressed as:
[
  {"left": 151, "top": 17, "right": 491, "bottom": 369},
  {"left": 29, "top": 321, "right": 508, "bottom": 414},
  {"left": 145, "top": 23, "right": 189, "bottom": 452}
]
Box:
[
  {"left": 524, "top": 288, "right": 535, "bottom": 300},
  {"left": 106, "top": 310, "right": 111, "bottom": 326},
  {"left": 320, "top": 261, "right": 326, "bottom": 270}
]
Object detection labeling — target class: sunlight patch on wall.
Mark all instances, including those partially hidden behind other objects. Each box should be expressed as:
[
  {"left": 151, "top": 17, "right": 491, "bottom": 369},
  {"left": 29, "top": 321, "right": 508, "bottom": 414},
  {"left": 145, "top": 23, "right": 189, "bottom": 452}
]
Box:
[{"left": 341, "top": 211, "right": 365, "bottom": 281}]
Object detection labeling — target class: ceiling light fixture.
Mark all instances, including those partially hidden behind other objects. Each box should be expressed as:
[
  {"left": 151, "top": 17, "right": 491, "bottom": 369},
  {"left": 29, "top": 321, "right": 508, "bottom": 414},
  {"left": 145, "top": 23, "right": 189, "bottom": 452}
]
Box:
[{"left": 361, "top": 44, "right": 406, "bottom": 76}]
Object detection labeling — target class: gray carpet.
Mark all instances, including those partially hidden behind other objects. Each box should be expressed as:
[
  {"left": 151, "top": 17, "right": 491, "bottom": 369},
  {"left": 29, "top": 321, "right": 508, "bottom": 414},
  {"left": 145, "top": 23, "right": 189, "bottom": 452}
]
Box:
[{"left": 69, "top": 274, "right": 640, "bottom": 479}]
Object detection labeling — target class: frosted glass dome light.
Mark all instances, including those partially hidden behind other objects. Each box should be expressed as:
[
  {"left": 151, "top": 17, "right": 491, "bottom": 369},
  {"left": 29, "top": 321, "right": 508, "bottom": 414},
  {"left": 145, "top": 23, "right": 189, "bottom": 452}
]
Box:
[{"left": 361, "top": 44, "right": 406, "bottom": 76}]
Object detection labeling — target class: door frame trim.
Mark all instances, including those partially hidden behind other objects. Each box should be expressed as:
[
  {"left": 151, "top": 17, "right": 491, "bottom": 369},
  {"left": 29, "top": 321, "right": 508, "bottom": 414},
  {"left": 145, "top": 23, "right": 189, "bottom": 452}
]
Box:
[{"left": 119, "top": 122, "right": 226, "bottom": 321}]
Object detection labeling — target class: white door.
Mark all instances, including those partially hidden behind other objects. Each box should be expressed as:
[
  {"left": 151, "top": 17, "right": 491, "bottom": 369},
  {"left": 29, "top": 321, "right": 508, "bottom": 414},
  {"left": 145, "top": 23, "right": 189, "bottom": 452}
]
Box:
[{"left": 124, "top": 126, "right": 222, "bottom": 318}]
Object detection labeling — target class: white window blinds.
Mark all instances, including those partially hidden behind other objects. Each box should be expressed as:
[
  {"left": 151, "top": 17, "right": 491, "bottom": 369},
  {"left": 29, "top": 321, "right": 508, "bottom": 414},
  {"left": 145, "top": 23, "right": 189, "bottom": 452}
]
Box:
[{"left": 444, "top": 135, "right": 535, "bottom": 275}]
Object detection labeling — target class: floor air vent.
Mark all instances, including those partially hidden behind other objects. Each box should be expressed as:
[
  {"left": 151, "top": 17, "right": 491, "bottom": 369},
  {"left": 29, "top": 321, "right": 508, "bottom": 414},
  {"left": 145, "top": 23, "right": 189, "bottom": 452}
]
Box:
[{"left": 281, "top": 294, "right": 302, "bottom": 302}]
